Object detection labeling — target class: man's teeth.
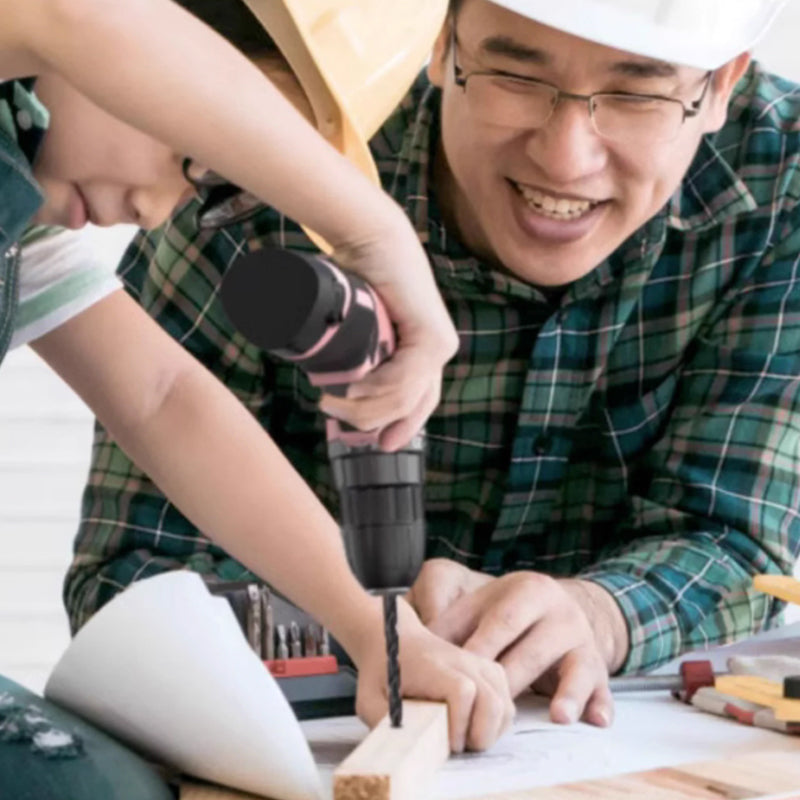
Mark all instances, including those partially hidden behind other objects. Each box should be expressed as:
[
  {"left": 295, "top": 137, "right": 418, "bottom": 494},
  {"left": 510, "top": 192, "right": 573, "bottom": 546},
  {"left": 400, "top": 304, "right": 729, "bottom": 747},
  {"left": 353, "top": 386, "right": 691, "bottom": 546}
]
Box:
[{"left": 516, "top": 184, "right": 597, "bottom": 219}]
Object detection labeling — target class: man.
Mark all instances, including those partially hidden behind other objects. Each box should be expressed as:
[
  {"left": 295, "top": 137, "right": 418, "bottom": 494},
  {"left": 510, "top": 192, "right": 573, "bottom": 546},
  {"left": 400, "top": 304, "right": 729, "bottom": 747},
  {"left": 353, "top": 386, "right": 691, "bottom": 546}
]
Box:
[{"left": 68, "top": 0, "right": 800, "bottom": 730}]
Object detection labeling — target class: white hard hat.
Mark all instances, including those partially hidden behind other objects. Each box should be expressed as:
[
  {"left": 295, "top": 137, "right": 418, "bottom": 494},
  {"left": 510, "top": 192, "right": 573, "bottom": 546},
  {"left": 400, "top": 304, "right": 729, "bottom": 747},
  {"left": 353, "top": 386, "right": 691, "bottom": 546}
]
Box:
[{"left": 488, "top": 0, "right": 788, "bottom": 69}]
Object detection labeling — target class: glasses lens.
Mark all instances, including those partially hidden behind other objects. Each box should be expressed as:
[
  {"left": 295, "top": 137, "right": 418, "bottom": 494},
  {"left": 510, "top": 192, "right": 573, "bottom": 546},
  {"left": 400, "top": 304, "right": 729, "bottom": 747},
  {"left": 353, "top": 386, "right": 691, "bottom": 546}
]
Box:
[
  {"left": 465, "top": 74, "right": 557, "bottom": 129},
  {"left": 592, "top": 95, "right": 684, "bottom": 144}
]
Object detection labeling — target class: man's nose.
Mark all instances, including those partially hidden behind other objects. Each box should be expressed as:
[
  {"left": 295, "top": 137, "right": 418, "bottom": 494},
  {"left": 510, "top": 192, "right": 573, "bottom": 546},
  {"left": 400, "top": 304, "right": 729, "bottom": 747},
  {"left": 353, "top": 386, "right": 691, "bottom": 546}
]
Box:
[{"left": 524, "top": 99, "right": 608, "bottom": 185}]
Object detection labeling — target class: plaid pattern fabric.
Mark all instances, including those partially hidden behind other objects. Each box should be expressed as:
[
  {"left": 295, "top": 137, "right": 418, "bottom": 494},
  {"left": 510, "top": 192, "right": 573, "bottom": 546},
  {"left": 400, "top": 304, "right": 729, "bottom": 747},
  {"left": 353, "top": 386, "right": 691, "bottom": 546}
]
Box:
[
  {"left": 0, "top": 80, "right": 49, "bottom": 165},
  {"left": 67, "top": 63, "right": 800, "bottom": 673},
  {"left": 0, "top": 80, "right": 48, "bottom": 363}
]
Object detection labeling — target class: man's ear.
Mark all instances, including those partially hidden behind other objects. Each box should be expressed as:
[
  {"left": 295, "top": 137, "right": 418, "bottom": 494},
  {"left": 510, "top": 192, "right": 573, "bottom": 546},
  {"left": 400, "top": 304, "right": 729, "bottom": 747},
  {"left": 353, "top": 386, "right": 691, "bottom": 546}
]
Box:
[
  {"left": 703, "top": 52, "right": 752, "bottom": 133},
  {"left": 427, "top": 20, "right": 452, "bottom": 88}
]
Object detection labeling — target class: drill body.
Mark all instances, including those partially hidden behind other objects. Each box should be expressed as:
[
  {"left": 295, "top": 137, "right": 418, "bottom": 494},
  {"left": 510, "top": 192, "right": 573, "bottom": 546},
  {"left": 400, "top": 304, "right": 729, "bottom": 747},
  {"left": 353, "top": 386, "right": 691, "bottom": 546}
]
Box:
[{"left": 220, "top": 247, "right": 426, "bottom": 592}]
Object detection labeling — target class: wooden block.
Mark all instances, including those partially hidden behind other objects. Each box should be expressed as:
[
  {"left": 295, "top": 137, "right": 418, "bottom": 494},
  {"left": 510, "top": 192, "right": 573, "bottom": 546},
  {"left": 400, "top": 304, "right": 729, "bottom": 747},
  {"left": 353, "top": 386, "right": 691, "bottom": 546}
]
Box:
[
  {"left": 180, "top": 781, "right": 267, "bottom": 800},
  {"left": 333, "top": 700, "right": 449, "bottom": 800},
  {"left": 463, "top": 750, "right": 800, "bottom": 799},
  {"left": 715, "top": 675, "right": 800, "bottom": 721},
  {"left": 753, "top": 574, "right": 800, "bottom": 606}
]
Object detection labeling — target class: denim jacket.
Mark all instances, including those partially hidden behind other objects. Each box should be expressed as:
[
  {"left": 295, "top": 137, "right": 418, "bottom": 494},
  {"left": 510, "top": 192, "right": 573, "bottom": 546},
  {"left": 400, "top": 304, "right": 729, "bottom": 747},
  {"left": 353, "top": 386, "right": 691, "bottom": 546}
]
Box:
[{"left": 0, "top": 80, "right": 47, "bottom": 365}]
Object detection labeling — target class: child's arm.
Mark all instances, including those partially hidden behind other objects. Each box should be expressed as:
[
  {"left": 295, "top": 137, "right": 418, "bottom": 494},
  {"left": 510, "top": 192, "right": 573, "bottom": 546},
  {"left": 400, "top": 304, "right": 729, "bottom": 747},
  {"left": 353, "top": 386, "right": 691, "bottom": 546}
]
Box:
[
  {"left": 4, "top": 0, "right": 457, "bottom": 449},
  {"left": 32, "top": 289, "right": 515, "bottom": 752}
]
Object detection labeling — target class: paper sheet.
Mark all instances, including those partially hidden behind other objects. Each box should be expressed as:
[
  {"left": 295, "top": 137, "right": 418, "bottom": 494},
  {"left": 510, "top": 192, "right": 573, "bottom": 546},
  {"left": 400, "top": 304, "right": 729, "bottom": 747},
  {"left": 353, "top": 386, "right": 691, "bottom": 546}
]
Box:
[
  {"left": 45, "top": 572, "right": 323, "bottom": 800},
  {"left": 303, "top": 622, "right": 800, "bottom": 799},
  {"left": 302, "top": 691, "right": 800, "bottom": 799}
]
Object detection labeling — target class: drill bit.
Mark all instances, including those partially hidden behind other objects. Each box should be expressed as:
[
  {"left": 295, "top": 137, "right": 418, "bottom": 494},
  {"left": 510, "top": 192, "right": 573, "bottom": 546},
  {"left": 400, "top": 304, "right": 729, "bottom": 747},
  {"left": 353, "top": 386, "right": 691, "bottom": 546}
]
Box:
[
  {"left": 304, "top": 624, "right": 318, "bottom": 657},
  {"left": 383, "top": 592, "right": 402, "bottom": 728},
  {"left": 289, "top": 620, "right": 303, "bottom": 658},
  {"left": 276, "top": 624, "right": 289, "bottom": 660},
  {"left": 263, "top": 593, "right": 275, "bottom": 660},
  {"left": 318, "top": 626, "right": 330, "bottom": 657}
]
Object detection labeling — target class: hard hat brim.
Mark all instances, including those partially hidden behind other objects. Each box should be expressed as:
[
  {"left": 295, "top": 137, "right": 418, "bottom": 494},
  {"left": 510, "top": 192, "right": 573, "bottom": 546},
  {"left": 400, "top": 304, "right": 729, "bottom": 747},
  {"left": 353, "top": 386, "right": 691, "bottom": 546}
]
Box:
[{"left": 487, "top": 0, "right": 787, "bottom": 69}]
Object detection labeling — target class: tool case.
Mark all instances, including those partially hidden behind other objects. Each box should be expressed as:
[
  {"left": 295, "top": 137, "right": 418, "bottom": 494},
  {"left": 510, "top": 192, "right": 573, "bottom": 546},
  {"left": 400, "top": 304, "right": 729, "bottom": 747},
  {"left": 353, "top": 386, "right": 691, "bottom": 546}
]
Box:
[{"left": 208, "top": 581, "right": 357, "bottom": 720}]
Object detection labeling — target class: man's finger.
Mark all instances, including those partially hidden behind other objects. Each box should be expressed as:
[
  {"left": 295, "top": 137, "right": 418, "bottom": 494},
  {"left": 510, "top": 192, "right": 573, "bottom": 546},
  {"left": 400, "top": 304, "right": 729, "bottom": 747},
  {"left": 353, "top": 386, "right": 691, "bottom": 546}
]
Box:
[
  {"left": 582, "top": 682, "right": 614, "bottom": 728},
  {"left": 407, "top": 560, "right": 459, "bottom": 625},
  {"left": 460, "top": 586, "right": 547, "bottom": 663},
  {"left": 428, "top": 592, "right": 482, "bottom": 645},
  {"left": 548, "top": 648, "right": 611, "bottom": 726},
  {"left": 497, "top": 618, "right": 584, "bottom": 698}
]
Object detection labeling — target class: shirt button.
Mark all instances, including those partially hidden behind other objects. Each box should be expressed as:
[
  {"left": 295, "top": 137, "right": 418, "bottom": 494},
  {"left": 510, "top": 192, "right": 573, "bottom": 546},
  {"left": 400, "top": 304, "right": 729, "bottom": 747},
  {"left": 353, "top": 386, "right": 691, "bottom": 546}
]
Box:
[{"left": 16, "top": 110, "right": 32, "bottom": 130}]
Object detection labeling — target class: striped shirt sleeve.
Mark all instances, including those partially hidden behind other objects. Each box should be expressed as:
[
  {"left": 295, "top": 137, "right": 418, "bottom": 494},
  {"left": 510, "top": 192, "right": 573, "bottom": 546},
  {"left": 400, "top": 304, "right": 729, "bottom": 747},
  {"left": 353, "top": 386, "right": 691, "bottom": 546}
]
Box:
[{"left": 11, "top": 227, "right": 121, "bottom": 349}]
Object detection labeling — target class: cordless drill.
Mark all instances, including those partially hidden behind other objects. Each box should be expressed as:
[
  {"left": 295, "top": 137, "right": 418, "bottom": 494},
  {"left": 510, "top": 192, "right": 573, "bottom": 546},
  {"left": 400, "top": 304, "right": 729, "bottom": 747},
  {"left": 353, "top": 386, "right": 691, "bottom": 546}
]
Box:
[{"left": 219, "top": 246, "right": 426, "bottom": 726}]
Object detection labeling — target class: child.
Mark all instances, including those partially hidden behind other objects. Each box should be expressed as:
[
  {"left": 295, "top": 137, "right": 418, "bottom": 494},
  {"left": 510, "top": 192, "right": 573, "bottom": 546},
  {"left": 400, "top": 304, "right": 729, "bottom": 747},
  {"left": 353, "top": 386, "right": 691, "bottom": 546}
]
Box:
[{"left": 0, "top": 0, "right": 513, "bottom": 762}]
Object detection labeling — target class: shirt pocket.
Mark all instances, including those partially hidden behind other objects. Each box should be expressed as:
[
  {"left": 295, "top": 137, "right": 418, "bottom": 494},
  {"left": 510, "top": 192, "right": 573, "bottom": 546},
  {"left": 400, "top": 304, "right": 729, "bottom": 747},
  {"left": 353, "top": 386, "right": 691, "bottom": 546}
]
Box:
[{"left": 576, "top": 369, "right": 681, "bottom": 466}]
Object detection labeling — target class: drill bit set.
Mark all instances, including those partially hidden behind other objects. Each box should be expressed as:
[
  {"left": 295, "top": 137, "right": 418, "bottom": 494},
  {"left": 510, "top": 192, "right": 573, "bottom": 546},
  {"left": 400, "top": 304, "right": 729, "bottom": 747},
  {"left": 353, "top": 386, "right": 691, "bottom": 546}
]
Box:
[{"left": 209, "top": 581, "right": 358, "bottom": 719}]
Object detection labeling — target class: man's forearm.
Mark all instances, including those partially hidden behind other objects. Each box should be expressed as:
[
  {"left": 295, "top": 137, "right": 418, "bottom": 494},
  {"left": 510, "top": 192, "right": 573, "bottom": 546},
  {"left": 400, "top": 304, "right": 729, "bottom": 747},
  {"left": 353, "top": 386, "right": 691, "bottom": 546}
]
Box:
[{"left": 560, "top": 579, "right": 629, "bottom": 674}]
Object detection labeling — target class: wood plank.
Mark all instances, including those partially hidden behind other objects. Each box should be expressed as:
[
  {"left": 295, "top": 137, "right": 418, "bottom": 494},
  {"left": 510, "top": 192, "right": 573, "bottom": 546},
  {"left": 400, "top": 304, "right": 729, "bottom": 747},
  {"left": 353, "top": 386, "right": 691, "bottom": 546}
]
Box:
[
  {"left": 179, "top": 748, "right": 800, "bottom": 800},
  {"left": 333, "top": 700, "right": 449, "bottom": 800},
  {"left": 464, "top": 750, "right": 800, "bottom": 800}
]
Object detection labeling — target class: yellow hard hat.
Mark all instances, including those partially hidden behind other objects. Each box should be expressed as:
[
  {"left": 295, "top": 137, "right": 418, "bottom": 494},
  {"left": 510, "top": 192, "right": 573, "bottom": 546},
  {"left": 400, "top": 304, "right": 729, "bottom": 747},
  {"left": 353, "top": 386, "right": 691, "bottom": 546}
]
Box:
[{"left": 241, "top": 0, "right": 448, "bottom": 186}]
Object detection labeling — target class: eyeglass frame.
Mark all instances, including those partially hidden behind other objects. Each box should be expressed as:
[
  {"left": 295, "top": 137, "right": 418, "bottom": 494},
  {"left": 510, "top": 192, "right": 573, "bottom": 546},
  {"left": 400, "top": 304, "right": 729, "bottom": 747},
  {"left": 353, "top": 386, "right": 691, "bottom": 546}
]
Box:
[
  {"left": 181, "top": 158, "right": 264, "bottom": 230},
  {"left": 449, "top": 27, "right": 714, "bottom": 143}
]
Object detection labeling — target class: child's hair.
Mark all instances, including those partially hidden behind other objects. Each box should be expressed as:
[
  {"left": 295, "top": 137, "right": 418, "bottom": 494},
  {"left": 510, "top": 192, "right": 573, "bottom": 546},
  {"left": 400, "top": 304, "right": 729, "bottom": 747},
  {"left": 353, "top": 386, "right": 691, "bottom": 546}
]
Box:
[
  {"left": 450, "top": 0, "right": 463, "bottom": 14},
  {"left": 173, "top": 0, "right": 279, "bottom": 57}
]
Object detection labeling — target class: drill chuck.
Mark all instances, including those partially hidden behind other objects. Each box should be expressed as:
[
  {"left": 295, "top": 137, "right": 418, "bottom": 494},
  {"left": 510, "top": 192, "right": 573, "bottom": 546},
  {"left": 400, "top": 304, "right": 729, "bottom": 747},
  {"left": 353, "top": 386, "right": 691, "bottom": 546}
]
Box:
[{"left": 329, "top": 435, "right": 426, "bottom": 590}]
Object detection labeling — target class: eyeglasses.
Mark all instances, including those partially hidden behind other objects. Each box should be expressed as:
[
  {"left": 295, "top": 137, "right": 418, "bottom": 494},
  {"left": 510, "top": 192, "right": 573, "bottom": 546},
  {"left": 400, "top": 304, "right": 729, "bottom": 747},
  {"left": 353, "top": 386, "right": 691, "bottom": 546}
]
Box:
[
  {"left": 450, "top": 30, "right": 713, "bottom": 146},
  {"left": 181, "top": 159, "right": 263, "bottom": 230}
]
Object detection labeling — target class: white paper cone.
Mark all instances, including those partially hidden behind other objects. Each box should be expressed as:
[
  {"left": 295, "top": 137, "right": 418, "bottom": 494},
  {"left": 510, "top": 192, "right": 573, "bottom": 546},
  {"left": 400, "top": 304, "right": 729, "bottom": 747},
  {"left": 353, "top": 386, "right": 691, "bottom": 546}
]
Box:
[{"left": 45, "top": 572, "right": 323, "bottom": 800}]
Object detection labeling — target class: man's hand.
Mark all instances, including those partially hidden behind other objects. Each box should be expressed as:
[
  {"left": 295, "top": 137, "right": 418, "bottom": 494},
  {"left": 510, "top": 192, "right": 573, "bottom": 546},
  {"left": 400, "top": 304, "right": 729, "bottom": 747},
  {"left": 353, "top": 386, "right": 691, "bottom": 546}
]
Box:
[
  {"left": 349, "top": 596, "right": 515, "bottom": 753},
  {"left": 407, "top": 559, "right": 630, "bottom": 727}
]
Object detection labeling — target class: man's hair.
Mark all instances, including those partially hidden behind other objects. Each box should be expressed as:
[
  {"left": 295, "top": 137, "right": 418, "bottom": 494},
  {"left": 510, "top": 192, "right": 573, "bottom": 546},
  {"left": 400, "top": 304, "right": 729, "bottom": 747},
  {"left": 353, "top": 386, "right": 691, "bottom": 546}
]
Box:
[
  {"left": 450, "top": 0, "right": 464, "bottom": 14},
  {"left": 173, "top": 0, "right": 278, "bottom": 57}
]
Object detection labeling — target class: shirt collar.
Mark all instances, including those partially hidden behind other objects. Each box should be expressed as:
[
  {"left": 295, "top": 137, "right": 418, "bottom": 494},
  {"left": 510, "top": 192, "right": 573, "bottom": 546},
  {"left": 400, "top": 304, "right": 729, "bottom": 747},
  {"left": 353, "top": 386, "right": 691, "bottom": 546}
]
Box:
[{"left": 665, "top": 134, "right": 757, "bottom": 232}]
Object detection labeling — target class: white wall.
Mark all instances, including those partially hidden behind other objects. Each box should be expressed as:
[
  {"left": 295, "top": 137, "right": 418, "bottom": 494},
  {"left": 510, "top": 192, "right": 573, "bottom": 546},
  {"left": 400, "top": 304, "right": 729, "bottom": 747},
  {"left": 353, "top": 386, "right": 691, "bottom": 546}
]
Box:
[
  {"left": 755, "top": 2, "right": 800, "bottom": 80},
  {"left": 1, "top": 14, "right": 799, "bottom": 694},
  {"left": 0, "top": 226, "right": 134, "bottom": 692}
]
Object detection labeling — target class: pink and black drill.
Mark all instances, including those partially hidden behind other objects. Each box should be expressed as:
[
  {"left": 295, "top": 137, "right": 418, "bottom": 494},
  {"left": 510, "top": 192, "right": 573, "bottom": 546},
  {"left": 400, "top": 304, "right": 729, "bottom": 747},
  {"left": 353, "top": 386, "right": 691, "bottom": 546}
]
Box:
[{"left": 220, "top": 247, "right": 426, "bottom": 727}]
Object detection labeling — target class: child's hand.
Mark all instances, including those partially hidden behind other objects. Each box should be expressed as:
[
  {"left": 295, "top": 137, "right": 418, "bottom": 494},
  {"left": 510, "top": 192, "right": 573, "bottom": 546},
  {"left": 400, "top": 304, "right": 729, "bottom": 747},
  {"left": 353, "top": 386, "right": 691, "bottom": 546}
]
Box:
[
  {"left": 321, "top": 217, "right": 459, "bottom": 452},
  {"left": 348, "top": 596, "right": 515, "bottom": 753}
]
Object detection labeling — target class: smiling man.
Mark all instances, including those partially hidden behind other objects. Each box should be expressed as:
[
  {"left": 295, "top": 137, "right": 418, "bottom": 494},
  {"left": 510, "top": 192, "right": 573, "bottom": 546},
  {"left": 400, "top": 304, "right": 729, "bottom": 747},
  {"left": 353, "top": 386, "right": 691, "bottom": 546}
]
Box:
[{"left": 69, "top": 0, "right": 800, "bottom": 732}]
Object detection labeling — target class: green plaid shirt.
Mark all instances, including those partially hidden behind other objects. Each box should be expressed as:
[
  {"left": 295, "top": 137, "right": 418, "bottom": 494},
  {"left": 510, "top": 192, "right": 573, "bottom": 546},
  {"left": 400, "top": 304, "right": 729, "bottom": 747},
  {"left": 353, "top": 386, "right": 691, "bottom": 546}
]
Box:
[{"left": 67, "top": 64, "right": 800, "bottom": 673}]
